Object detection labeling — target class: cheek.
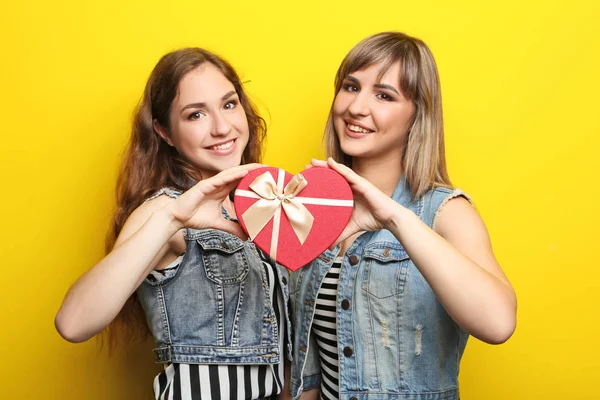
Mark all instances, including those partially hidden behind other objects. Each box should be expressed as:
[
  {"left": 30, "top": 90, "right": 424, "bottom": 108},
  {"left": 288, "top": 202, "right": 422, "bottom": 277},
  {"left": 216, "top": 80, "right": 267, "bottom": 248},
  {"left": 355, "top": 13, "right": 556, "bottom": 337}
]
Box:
[
  {"left": 173, "top": 122, "right": 210, "bottom": 151},
  {"left": 233, "top": 110, "right": 250, "bottom": 134},
  {"left": 376, "top": 108, "right": 413, "bottom": 132},
  {"left": 181, "top": 123, "right": 207, "bottom": 142},
  {"left": 373, "top": 110, "right": 394, "bottom": 129},
  {"left": 332, "top": 93, "right": 349, "bottom": 117}
]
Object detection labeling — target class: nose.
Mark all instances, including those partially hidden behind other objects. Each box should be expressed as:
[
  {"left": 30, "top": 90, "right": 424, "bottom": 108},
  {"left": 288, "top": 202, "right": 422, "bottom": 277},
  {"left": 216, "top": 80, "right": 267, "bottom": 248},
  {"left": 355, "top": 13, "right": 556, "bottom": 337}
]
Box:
[
  {"left": 211, "top": 111, "right": 232, "bottom": 137},
  {"left": 348, "top": 92, "right": 370, "bottom": 117}
]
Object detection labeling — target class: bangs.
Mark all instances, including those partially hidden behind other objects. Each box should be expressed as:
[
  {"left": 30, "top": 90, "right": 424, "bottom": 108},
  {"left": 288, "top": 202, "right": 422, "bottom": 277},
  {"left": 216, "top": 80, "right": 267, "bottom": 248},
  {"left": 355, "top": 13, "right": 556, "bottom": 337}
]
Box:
[{"left": 336, "top": 43, "right": 419, "bottom": 101}]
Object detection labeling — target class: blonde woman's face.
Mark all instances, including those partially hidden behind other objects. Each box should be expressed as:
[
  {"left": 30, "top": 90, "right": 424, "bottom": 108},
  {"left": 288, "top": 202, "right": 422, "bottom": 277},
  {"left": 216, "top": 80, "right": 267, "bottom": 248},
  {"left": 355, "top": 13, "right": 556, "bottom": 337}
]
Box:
[{"left": 332, "top": 61, "right": 415, "bottom": 163}]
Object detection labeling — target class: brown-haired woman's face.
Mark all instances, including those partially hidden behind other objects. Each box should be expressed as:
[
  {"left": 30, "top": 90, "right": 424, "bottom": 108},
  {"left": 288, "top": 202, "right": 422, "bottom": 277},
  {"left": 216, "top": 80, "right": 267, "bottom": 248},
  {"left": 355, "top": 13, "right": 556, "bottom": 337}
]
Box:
[
  {"left": 155, "top": 63, "right": 250, "bottom": 178},
  {"left": 333, "top": 61, "right": 415, "bottom": 162}
]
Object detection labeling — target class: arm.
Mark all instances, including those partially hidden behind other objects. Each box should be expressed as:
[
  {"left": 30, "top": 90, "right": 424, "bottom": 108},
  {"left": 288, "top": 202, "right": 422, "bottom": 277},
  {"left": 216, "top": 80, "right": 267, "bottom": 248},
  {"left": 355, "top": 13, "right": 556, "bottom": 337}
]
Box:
[
  {"left": 298, "top": 390, "right": 320, "bottom": 400},
  {"left": 54, "top": 197, "right": 183, "bottom": 343},
  {"left": 279, "top": 362, "right": 320, "bottom": 400},
  {"left": 322, "top": 158, "right": 516, "bottom": 344},
  {"left": 386, "top": 196, "right": 516, "bottom": 344},
  {"left": 279, "top": 360, "right": 293, "bottom": 400},
  {"left": 55, "top": 164, "right": 260, "bottom": 343}
]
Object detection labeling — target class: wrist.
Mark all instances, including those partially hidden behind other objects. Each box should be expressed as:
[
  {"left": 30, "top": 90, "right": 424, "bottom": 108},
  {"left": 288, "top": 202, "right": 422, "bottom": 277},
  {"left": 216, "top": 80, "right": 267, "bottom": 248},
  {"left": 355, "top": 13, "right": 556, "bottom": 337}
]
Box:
[
  {"left": 384, "top": 203, "right": 414, "bottom": 232},
  {"left": 154, "top": 206, "right": 185, "bottom": 234}
]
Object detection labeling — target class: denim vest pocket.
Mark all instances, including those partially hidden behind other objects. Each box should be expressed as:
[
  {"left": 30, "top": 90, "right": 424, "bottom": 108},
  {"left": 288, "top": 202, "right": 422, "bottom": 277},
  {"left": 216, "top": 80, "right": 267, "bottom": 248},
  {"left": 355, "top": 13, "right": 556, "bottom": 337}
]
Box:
[
  {"left": 196, "top": 233, "right": 250, "bottom": 285},
  {"left": 361, "top": 242, "right": 410, "bottom": 298}
]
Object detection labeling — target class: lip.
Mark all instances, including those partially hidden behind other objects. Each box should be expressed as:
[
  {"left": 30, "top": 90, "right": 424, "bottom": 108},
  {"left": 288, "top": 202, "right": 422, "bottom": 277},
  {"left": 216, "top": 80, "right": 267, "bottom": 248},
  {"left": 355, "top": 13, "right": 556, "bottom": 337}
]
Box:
[
  {"left": 205, "top": 138, "right": 237, "bottom": 156},
  {"left": 343, "top": 120, "right": 374, "bottom": 139}
]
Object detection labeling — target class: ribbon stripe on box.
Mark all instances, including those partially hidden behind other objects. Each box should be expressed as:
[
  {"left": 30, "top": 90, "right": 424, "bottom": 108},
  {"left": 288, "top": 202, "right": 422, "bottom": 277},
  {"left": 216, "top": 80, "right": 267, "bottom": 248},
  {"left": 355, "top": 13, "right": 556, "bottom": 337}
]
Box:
[{"left": 234, "top": 167, "right": 354, "bottom": 271}]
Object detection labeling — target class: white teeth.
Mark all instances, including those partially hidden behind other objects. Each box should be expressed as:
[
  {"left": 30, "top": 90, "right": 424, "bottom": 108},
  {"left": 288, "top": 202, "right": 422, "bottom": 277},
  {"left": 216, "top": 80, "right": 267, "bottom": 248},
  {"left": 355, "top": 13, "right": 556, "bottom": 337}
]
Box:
[
  {"left": 347, "top": 124, "right": 371, "bottom": 133},
  {"left": 211, "top": 140, "right": 234, "bottom": 150}
]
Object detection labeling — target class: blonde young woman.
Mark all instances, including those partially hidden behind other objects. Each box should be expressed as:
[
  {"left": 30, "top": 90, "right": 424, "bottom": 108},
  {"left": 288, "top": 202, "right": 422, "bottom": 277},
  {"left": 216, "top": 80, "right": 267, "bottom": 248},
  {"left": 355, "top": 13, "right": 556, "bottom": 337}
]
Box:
[{"left": 290, "top": 32, "right": 517, "bottom": 400}]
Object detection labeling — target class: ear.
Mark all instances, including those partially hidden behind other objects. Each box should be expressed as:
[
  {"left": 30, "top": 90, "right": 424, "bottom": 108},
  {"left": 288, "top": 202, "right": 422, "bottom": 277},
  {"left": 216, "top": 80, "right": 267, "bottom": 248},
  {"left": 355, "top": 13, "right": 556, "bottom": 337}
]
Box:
[{"left": 153, "top": 119, "right": 174, "bottom": 147}]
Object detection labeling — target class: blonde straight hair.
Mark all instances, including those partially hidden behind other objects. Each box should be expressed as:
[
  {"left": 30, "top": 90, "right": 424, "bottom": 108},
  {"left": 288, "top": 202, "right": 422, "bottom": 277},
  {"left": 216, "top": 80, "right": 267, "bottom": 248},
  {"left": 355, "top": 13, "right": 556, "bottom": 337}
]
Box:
[{"left": 325, "top": 32, "right": 452, "bottom": 198}]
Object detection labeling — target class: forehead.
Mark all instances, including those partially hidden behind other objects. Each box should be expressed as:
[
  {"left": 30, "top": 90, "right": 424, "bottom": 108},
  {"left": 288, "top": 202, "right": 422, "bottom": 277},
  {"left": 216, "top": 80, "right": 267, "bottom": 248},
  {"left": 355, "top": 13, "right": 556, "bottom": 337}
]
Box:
[
  {"left": 348, "top": 60, "right": 402, "bottom": 86},
  {"left": 175, "top": 63, "right": 235, "bottom": 104}
]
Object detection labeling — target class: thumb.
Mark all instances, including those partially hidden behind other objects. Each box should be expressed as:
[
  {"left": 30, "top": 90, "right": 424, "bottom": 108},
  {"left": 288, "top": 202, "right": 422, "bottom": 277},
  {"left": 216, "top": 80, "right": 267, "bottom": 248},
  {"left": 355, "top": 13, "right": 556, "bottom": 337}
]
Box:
[{"left": 331, "top": 223, "right": 360, "bottom": 249}]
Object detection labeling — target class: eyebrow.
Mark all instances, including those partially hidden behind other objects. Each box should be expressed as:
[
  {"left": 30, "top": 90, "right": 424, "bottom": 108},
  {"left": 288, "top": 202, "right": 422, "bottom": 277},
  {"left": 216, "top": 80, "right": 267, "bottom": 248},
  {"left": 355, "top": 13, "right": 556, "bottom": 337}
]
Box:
[
  {"left": 345, "top": 75, "right": 400, "bottom": 96},
  {"left": 180, "top": 90, "right": 237, "bottom": 113},
  {"left": 374, "top": 83, "right": 400, "bottom": 95}
]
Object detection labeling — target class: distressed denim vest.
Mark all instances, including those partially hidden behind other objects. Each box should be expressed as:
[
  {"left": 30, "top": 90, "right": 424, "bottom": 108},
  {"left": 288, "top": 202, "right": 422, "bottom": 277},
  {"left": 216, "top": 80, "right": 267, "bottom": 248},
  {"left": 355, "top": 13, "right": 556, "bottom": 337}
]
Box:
[
  {"left": 137, "top": 188, "right": 292, "bottom": 365},
  {"left": 290, "top": 177, "right": 471, "bottom": 400}
]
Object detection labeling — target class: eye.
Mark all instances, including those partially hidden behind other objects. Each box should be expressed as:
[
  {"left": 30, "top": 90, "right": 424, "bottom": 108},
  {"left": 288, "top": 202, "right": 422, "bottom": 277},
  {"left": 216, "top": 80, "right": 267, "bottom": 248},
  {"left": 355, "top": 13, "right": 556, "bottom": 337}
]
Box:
[
  {"left": 376, "top": 92, "right": 393, "bottom": 101},
  {"left": 342, "top": 83, "right": 359, "bottom": 92},
  {"left": 223, "top": 100, "right": 238, "bottom": 110},
  {"left": 188, "top": 111, "right": 205, "bottom": 121}
]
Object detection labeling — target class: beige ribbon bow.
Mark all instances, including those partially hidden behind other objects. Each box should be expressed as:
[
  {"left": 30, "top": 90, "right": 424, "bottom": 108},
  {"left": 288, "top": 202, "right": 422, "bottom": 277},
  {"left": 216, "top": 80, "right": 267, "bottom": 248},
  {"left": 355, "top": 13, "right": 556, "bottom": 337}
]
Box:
[{"left": 242, "top": 171, "right": 314, "bottom": 246}]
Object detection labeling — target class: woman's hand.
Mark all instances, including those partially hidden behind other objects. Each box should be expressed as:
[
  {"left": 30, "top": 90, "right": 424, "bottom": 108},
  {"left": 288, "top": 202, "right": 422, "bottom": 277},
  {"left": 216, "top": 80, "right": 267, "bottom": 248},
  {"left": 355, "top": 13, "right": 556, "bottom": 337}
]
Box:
[
  {"left": 310, "top": 158, "right": 404, "bottom": 246},
  {"left": 167, "top": 163, "right": 264, "bottom": 238}
]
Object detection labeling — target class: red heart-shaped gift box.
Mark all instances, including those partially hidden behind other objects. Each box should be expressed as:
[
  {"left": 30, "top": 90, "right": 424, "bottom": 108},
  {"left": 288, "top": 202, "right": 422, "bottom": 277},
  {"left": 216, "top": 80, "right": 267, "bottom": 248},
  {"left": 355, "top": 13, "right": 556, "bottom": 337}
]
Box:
[{"left": 234, "top": 167, "right": 353, "bottom": 271}]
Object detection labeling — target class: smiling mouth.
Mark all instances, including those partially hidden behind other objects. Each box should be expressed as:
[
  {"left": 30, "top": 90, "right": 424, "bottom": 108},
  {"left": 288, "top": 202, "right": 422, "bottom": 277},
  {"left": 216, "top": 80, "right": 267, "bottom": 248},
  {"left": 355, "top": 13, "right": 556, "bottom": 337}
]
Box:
[
  {"left": 346, "top": 122, "right": 373, "bottom": 134},
  {"left": 207, "top": 139, "right": 235, "bottom": 151}
]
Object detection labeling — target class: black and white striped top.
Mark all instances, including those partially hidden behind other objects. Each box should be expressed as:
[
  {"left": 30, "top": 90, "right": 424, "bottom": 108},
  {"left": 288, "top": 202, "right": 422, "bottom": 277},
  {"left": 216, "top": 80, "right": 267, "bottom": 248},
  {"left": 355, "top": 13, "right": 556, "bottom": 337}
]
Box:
[
  {"left": 312, "top": 258, "right": 342, "bottom": 400},
  {"left": 151, "top": 255, "right": 286, "bottom": 400}
]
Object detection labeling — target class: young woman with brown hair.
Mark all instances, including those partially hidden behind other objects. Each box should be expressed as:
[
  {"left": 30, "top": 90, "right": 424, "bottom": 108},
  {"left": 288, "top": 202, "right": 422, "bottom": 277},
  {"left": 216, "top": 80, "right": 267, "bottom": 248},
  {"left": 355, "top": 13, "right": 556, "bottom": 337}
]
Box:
[{"left": 56, "top": 48, "right": 291, "bottom": 400}]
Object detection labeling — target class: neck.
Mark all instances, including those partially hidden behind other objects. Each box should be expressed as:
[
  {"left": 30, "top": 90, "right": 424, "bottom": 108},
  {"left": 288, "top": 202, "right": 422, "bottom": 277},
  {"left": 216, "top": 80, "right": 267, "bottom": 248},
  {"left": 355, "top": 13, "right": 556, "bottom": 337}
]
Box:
[
  {"left": 351, "top": 154, "right": 403, "bottom": 197},
  {"left": 222, "top": 196, "right": 237, "bottom": 219}
]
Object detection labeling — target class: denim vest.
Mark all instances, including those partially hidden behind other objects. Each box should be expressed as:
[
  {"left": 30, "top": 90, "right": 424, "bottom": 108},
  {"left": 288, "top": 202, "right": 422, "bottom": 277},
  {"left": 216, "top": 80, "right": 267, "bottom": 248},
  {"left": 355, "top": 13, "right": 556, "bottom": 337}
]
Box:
[
  {"left": 290, "top": 177, "right": 471, "bottom": 400},
  {"left": 137, "top": 189, "right": 292, "bottom": 365}
]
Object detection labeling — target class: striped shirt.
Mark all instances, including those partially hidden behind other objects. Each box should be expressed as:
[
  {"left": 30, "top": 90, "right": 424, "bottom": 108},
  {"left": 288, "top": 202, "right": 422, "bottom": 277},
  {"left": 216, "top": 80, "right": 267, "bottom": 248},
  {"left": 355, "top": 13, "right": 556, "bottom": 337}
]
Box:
[
  {"left": 312, "top": 258, "right": 342, "bottom": 400},
  {"left": 151, "top": 254, "right": 286, "bottom": 400}
]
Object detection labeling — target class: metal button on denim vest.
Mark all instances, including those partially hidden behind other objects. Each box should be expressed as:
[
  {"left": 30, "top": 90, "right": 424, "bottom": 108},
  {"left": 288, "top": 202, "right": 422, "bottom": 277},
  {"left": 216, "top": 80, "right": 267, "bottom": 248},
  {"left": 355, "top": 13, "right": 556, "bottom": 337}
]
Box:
[
  {"left": 137, "top": 205, "right": 292, "bottom": 365},
  {"left": 290, "top": 177, "right": 471, "bottom": 400}
]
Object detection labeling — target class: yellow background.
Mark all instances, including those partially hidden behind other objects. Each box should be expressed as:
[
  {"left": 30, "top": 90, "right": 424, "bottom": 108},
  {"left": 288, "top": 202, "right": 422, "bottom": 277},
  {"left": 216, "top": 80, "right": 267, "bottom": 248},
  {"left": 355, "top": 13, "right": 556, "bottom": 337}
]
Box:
[{"left": 1, "top": 0, "right": 598, "bottom": 398}]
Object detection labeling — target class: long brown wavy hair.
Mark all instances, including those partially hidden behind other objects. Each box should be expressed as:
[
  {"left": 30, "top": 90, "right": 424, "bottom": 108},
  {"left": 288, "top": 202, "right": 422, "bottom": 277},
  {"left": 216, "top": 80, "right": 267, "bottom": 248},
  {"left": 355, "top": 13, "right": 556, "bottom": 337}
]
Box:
[
  {"left": 104, "top": 48, "right": 266, "bottom": 350},
  {"left": 325, "top": 32, "right": 452, "bottom": 198}
]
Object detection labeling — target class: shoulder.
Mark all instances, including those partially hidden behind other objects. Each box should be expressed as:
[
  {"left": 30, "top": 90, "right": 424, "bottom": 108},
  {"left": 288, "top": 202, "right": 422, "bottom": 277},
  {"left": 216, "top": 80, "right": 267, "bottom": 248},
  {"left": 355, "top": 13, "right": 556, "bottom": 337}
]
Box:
[
  {"left": 131, "top": 193, "right": 177, "bottom": 224},
  {"left": 432, "top": 191, "right": 486, "bottom": 244},
  {"left": 417, "top": 186, "right": 473, "bottom": 227},
  {"left": 129, "top": 188, "right": 182, "bottom": 225},
  {"left": 428, "top": 187, "right": 473, "bottom": 210},
  {"left": 114, "top": 193, "right": 180, "bottom": 249},
  {"left": 144, "top": 187, "right": 182, "bottom": 202}
]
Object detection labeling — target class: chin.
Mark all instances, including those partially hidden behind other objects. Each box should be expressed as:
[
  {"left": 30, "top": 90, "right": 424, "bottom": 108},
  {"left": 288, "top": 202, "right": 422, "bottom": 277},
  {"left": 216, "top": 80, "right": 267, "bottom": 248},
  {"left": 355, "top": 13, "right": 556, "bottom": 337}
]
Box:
[
  {"left": 213, "top": 160, "right": 242, "bottom": 173},
  {"left": 226, "top": 153, "right": 247, "bottom": 167},
  {"left": 195, "top": 157, "right": 243, "bottom": 178},
  {"left": 339, "top": 139, "right": 368, "bottom": 158}
]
